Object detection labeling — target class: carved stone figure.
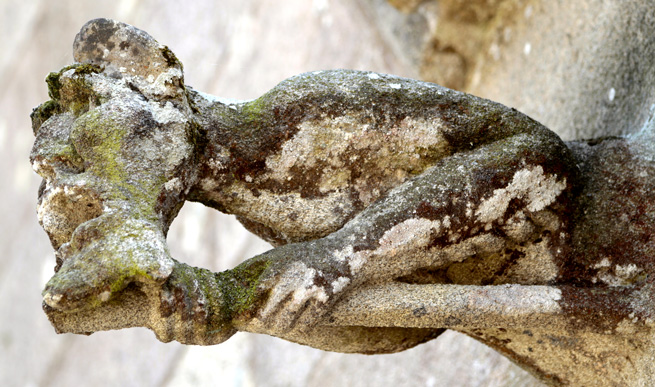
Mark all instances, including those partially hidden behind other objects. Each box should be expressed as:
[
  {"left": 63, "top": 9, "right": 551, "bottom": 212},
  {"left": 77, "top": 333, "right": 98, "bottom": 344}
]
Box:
[{"left": 32, "top": 19, "right": 655, "bottom": 385}]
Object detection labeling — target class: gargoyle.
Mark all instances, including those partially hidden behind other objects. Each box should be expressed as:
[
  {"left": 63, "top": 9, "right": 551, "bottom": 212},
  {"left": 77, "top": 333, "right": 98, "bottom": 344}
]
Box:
[{"left": 31, "top": 19, "right": 655, "bottom": 386}]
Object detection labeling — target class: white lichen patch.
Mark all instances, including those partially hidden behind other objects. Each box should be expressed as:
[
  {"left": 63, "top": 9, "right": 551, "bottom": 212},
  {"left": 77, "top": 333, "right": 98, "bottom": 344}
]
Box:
[
  {"left": 377, "top": 218, "right": 441, "bottom": 256},
  {"left": 349, "top": 252, "right": 367, "bottom": 274},
  {"left": 592, "top": 257, "right": 612, "bottom": 269},
  {"left": 263, "top": 113, "right": 450, "bottom": 206},
  {"left": 264, "top": 114, "right": 368, "bottom": 183},
  {"left": 148, "top": 100, "right": 186, "bottom": 124},
  {"left": 292, "top": 282, "right": 328, "bottom": 304},
  {"left": 331, "top": 243, "right": 369, "bottom": 275},
  {"left": 393, "top": 116, "right": 449, "bottom": 149},
  {"left": 331, "top": 277, "right": 351, "bottom": 293},
  {"left": 475, "top": 166, "right": 566, "bottom": 223},
  {"left": 164, "top": 177, "right": 182, "bottom": 192},
  {"left": 332, "top": 245, "right": 354, "bottom": 263},
  {"left": 595, "top": 260, "right": 644, "bottom": 286}
]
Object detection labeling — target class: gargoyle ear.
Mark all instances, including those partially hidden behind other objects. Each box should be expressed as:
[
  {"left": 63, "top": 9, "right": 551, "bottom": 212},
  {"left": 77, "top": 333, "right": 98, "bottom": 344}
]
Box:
[{"left": 73, "top": 18, "right": 184, "bottom": 99}]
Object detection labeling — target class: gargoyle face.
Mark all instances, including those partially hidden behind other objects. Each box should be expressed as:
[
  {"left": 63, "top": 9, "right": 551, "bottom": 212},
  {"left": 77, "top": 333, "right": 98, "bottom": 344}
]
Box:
[{"left": 31, "top": 19, "right": 198, "bottom": 311}]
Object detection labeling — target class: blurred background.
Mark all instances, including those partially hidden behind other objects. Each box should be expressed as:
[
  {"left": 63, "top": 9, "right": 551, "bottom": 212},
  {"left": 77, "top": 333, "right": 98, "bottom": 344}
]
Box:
[{"left": 2, "top": 0, "right": 652, "bottom": 385}]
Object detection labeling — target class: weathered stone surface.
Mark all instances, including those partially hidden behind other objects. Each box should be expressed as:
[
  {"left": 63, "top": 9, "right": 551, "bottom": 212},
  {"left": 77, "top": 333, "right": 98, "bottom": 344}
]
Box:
[
  {"left": 34, "top": 19, "right": 574, "bottom": 351},
  {"left": 30, "top": 17, "right": 655, "bottom": 386},
  {"left": 11, "top": 0, "right": 655, "bottom": 386}
]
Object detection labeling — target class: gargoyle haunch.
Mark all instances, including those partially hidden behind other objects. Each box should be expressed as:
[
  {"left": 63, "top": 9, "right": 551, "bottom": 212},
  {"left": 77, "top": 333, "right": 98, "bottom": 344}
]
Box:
[{"left": 32, "top": 18, "right": 579, "bottom": 353}]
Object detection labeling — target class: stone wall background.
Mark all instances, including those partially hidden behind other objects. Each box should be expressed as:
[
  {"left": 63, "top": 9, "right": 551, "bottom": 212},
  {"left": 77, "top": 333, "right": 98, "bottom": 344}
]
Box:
[{"left": 3, "top": 0, "right": 652, "bottom": 385}]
